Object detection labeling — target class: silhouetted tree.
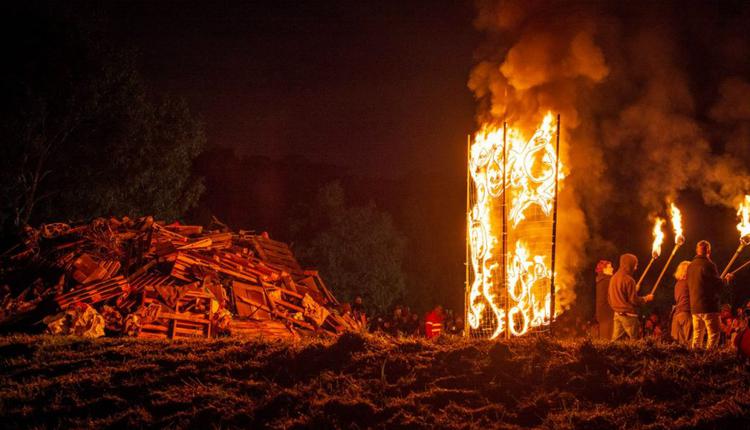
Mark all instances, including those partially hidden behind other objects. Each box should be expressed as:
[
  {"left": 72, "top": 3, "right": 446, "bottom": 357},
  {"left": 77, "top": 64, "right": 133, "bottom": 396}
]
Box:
[
  {"left": 292, "top": 182, "right": 406, "bottom": 313},
  {"left": 0, "top": 4, "right": 204, "bottom": 235}
]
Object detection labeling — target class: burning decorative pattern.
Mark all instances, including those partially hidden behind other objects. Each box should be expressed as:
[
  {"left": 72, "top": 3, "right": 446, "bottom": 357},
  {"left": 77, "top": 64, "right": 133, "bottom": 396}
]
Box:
[{"left": 467, "top": 112, "right": 560, "bottom": 339}]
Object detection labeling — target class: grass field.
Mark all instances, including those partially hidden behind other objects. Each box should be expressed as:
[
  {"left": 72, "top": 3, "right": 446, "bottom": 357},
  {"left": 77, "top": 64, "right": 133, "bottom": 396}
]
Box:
[{"left": 1, "top": 333, "right": 749, "bottom": 429}]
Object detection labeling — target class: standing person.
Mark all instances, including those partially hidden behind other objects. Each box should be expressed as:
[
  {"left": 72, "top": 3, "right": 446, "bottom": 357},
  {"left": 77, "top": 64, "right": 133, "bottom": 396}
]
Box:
[
  {"left": 687, "top": 240, "right": 732, "bottom": 350},
  {"left": 670, "top": 261, "right": 692, "bottom": 346},
  {"left": 595, "top": 260, "right": 615, "bottom": 339},
  {"left": 424, "top": 305, "right": 445, "bottom": 339},
  {"left": 608, "top": 253, "right": 654, "bottom": 340}
]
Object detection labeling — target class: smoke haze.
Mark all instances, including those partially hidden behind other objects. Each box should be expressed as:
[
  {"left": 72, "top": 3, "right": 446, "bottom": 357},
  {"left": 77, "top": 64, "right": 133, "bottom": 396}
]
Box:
[{"left": 470, "top": 0, "right": 750, "bottom": 309}]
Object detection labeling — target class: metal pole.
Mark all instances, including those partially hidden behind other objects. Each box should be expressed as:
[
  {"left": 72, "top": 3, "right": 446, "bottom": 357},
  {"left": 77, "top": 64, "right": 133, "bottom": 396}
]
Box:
[
  {"left": 549, "top": 114, "right": 561, "bottom": 331},
  {"left": 636, "top": 256, "right": 657, "bottom": 291},
  {"left": 503, "top": 122, "right": 510, "bottom": 340},
  {"left": 464, "top": 135, "right": 471, "bottom": 338},
  {"left": 650, "top": 243, "right": 681, "bottom": 295}
]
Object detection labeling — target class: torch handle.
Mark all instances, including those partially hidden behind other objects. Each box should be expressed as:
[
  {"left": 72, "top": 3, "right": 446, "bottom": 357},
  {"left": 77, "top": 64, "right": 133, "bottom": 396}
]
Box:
[
  {"left": 650, "top": 244, "right": 680, "bottom": 296},
  {"left": 730, "top": 258, "right": 750, "bottom": 276},
  {"left": 636, "top": 257, "right": 656, "bottom": 291},
  {"left": 720, "top": 243, "right": 745, "bottom": 278}
]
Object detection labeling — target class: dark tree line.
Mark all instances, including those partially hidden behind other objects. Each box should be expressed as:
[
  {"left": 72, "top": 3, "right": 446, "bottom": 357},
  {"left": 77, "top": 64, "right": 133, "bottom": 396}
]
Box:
[{"left": 0, "top": 4, "right": 205, "bottom": 236}]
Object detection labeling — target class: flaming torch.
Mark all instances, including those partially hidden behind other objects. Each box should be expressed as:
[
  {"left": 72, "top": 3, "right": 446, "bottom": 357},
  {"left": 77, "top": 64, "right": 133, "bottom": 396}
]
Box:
[
  {"left": 650, "top": 203, "right": 685, "bottom": 295},
  {"left": 721, "top": 195, "right": 750, "bottom": 278},
  {"left": 636, "top": 217, "right": 665, "bottom": 290}
]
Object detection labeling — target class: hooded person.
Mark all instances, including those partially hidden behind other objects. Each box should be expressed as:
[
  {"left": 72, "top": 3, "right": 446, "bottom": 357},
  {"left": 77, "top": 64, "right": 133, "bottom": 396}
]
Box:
[
  {"left": 608, "top": 253, "right": 654, "bottom": 340},
  {"left": 595, "top": 260, "right": 615, "bottom": 339}
]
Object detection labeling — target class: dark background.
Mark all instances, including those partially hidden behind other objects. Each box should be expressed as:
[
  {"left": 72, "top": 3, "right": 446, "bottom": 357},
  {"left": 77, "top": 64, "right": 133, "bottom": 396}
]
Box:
[
  {"left": 101, "top": 0, "right": 478, "bottom": 313},
  {"left": 6, "top": 0, "right": 750, "bottom": 318}
]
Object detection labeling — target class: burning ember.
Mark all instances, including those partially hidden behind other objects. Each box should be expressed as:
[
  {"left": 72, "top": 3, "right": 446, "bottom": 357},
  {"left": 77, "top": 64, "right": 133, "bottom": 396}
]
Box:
[
  {"left": 467, "top": 112, "right": 561, "bottom": 339},
  {"left": 651, "top": 217, "right": 665, "bottom": 258}
]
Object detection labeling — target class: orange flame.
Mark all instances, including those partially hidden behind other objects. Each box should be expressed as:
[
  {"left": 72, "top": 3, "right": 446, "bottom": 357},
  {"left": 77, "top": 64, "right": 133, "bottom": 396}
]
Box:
[
  {"left": 651, "top": 218, "right": 665, "bottom": 258},
  {"left": 737, "top": 195, "right": 750, "bottom": 239},
  {"left": 669, "top": 203, "right": 684, "bottom": 245},
  {"left": 506, "top": 241, "right": 552, "bottom": 336},
  {"left": 507, "top": 113, "right": 563, "bottom": 227}
]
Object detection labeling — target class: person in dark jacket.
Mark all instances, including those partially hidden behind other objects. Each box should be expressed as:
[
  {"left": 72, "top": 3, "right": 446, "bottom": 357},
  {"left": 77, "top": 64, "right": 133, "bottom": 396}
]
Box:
[
  {"left": 608, "top": 253, "right": 654, "bottom": 340},
  {"left": 595, "top": 260, "right": 614, "bottom": 339},
  {"left": 670, "top": 261, "right": 692, "bottom": 346},
  {"left": 687, "top": 240, "right": 732, "bottom": 349}
]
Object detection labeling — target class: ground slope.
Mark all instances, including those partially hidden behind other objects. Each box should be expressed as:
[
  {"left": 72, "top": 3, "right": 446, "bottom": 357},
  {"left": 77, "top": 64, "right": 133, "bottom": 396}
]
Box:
[{"left": 1, "top": 333, "right": 749, "bottom": 429}]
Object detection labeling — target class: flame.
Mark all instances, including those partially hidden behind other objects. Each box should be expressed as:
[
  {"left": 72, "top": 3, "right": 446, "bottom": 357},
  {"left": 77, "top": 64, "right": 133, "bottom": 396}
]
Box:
[
  {"left": 467, "top": 112, "right": 560, "bottom": 339},
  {"left": 669, "top": 203, "right": 684, "bottom": 244},
  {"left": 737, "top": 195, "right": 750, "bottom": 239},
  {"left": 467, "top": 126, "right": 506, "bottom": 338},
  {"left": 506, "top": 241, "right": 552, "bottom": 336},
  {"left": 651, "top": 217, "right": 665, "bottom": 258},
  {"left": 507, "top": 113, "right": 564, "bottom": 227}
]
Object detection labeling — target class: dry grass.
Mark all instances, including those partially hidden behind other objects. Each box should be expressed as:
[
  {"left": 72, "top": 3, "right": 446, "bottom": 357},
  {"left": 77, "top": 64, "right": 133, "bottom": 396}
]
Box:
[{"left": 1, "top": 333, "right": 749, "bottom": 429}]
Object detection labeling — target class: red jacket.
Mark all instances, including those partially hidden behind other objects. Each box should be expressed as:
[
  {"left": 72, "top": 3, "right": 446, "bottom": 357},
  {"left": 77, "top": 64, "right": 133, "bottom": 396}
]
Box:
[{"left": 424, "top": 310, "right": 444, "bottom": 339}]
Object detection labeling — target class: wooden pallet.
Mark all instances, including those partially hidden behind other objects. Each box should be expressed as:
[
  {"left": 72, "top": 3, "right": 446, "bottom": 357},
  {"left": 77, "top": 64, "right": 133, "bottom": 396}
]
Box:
[
  {"left": 250, "top": 235, "right": 303, "bottom": 275},
  {"left": 55, "top": 276, "right": 129, "bottom": 308}
]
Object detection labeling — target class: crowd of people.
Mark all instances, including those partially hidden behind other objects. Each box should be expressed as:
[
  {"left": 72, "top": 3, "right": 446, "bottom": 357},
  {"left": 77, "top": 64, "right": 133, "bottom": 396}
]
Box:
[
  {"left": 340, "top": 297, "right": 465, "bottom": 339},
  {"left": 339, "top": 239, "right": 750, "bottom": 359},
  {"left": 594, "top": 239, "right": 750, "bottom": 357}
]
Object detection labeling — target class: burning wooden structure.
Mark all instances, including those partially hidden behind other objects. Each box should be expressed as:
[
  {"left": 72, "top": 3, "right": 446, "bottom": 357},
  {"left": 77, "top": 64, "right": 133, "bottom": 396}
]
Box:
[
  {"left": 0, "top": 217, "right": 361, "bottom": 339},
  {"left": 465, "top": 113, "right": 562, "bottom": 339}
]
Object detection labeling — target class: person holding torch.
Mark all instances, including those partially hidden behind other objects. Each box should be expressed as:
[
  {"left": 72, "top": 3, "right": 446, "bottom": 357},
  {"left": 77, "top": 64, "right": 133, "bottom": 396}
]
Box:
[
  {"left": 608, "top": 253, "right": 655, "bottom": 340},
  {"left": 687, "top": 240, "right": 733, "bottom": 350}
]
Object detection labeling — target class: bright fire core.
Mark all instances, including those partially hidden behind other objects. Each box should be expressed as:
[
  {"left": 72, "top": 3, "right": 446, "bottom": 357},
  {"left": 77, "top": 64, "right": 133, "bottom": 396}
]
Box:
[{"left": 467, "top": 113, "right": 562, "bottom": 339}]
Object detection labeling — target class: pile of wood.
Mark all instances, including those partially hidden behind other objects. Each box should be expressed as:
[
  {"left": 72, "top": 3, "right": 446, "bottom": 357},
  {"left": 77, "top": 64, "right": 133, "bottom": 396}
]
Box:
[{"left": 0, "top": 216, "right": 362, "bottom": 339}]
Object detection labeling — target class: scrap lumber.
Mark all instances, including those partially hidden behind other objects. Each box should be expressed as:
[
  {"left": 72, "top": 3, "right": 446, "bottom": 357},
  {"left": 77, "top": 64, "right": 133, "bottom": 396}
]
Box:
[
  {"left": 55, "top": 276, "right": 129, "bottom": 308},
  {"left": 0, "top": 216, "right": 354, "bottom": 340}
]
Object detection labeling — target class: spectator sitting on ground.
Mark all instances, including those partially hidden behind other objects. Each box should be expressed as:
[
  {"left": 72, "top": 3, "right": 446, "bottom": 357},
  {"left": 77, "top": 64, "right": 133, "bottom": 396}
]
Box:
[
  {"left": 733, "top": 303, "right": 750, "bottom": 360},
  {"left": 390, "top": 306, "right": 404, "bottom": 336},
  {"left": 407, "top": 312, "right": 421, "bottom": 336},
  {"left": 644, "top": 312, "right": 664, "bottom": 339},
  {"left": 719, "top": 304, "right": 736, "bottom": 346}
]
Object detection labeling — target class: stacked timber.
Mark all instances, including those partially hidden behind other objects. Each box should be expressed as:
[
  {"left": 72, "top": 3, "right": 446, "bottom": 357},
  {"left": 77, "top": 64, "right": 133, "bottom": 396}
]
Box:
[{"left": 0, "top": 216, "right": 361, "bottom": 339}]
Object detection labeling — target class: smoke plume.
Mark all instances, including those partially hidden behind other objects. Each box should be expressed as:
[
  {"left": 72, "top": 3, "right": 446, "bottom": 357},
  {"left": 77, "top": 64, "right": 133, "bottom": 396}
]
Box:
[{"left": 470, "top": 0, "right": 750, "bottom": 310}]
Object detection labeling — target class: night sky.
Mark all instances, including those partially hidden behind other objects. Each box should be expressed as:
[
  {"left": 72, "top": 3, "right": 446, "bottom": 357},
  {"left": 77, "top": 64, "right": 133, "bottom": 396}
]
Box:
[{"left": 105, "top": 1, "right": 477, "bottom": 177}]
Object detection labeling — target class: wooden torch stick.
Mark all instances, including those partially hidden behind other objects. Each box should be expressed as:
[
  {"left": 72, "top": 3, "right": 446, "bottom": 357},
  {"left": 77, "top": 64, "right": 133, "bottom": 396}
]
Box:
[
  {"left": 721, "top": 237, "right": 750, "bottom": 278},
  {"left": 730, "top": 258, "right": 750, "bottom": 276},
  {"left": 650, "top": 240, "right": 683, "bottom": 296},
  {"left": 636, "top": 256, "right": 657, "bottom": 291}
]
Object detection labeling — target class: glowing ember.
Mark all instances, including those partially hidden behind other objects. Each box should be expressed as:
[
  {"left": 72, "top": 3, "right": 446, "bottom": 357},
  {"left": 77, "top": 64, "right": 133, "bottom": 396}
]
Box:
[
  {"left": 467, "top": 112, "right": 560, "bottom": 339},
  {"left": 669, "top": 202, "right": 684, "bottom": 244},
  {"left": 651, "top": 217, "right": 665, "bottom": 258},
  {"left": 737, "top": 195, "right": 750, "bottom": 239}
]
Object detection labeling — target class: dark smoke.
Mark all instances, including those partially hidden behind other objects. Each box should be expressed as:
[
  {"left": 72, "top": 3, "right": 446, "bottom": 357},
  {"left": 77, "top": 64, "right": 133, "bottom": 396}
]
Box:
[{"left": 469, "top": 0, "right": 750, "bottom": 309}]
